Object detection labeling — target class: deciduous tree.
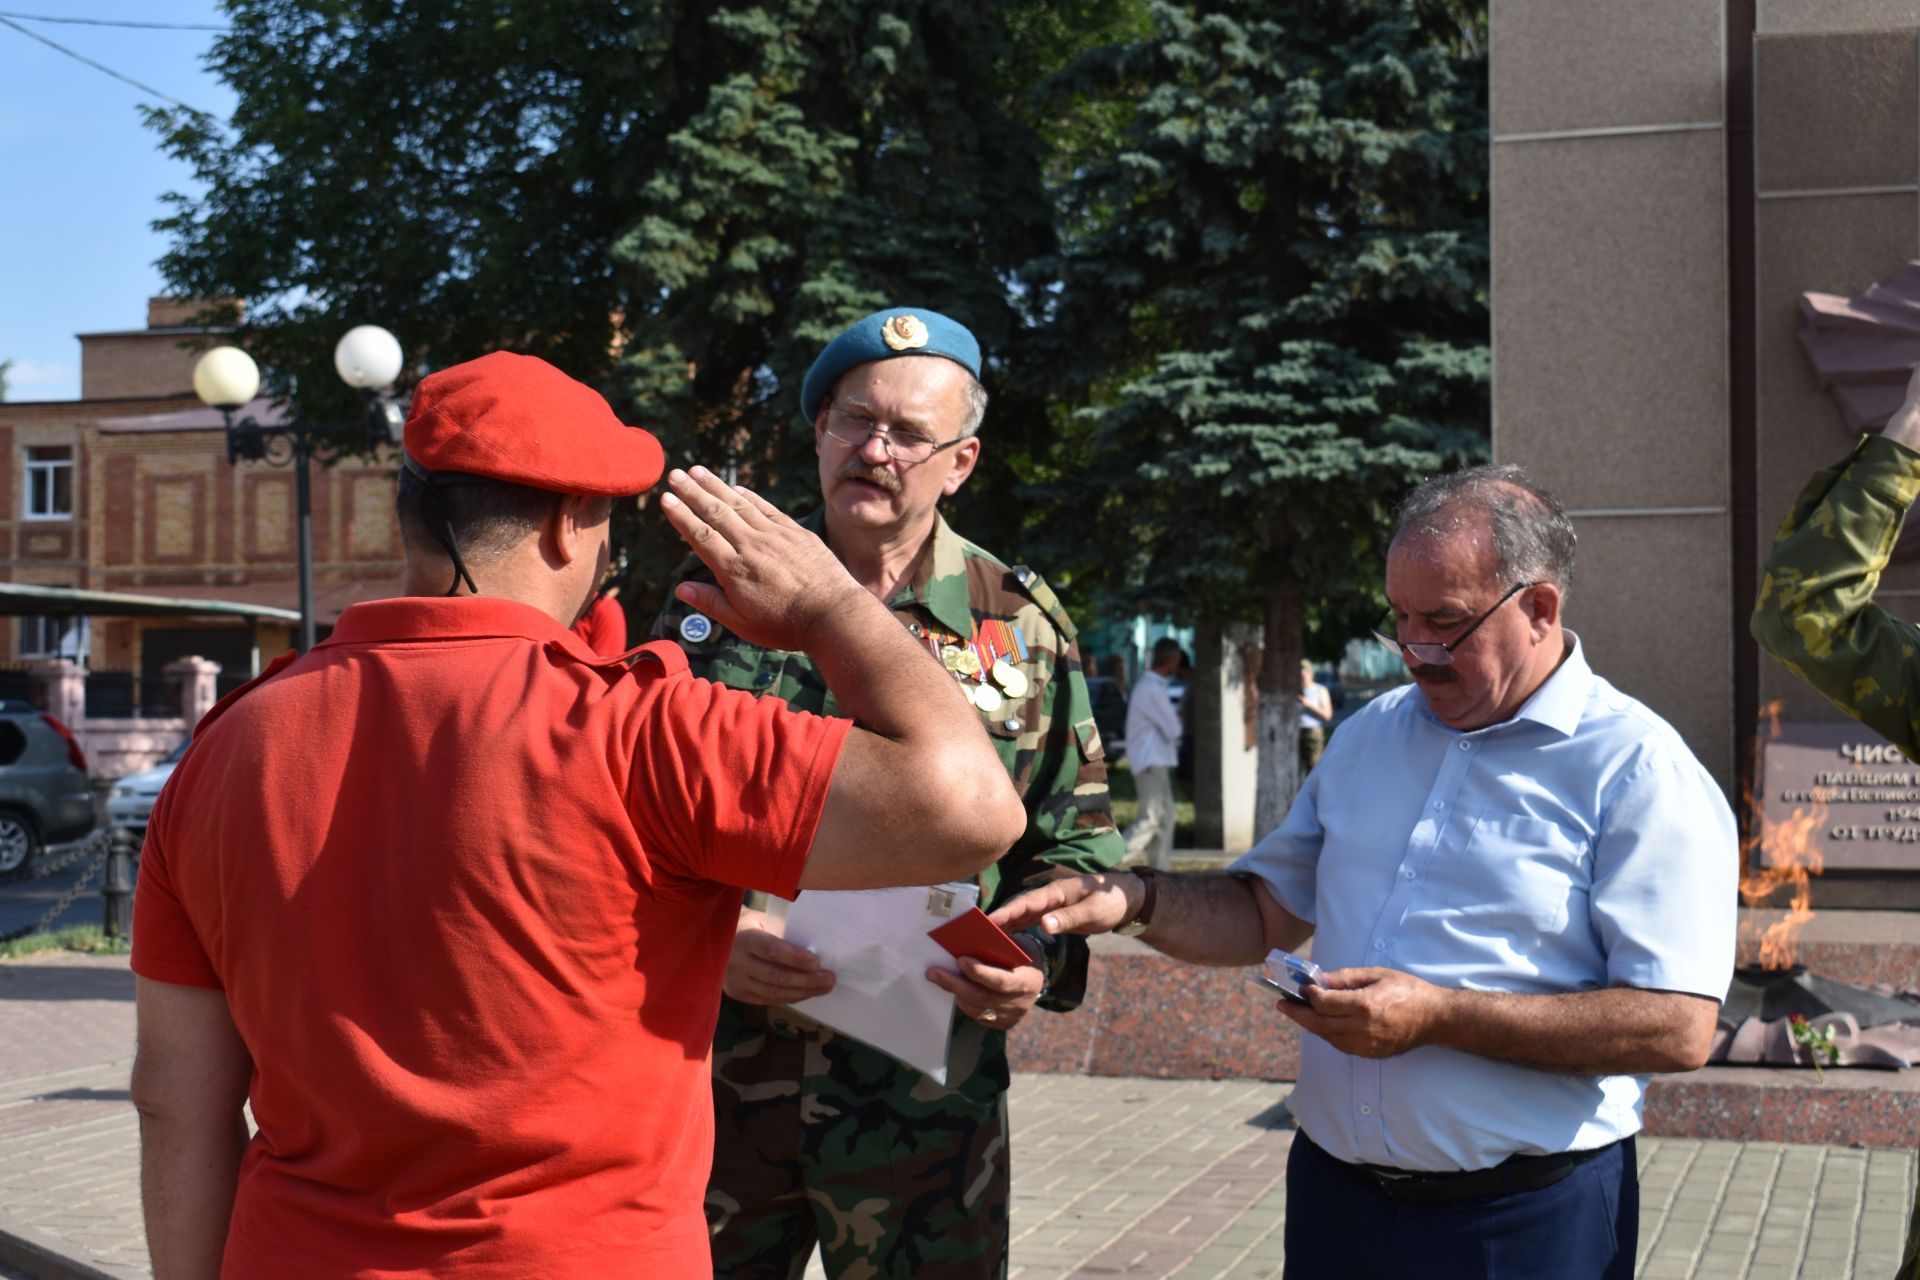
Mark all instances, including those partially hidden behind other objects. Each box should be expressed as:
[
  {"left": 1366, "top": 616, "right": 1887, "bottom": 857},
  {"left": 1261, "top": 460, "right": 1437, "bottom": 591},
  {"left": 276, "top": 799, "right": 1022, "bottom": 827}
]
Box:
[{"left": 148, "top": 0, "right": 1108, "bottom": 603}]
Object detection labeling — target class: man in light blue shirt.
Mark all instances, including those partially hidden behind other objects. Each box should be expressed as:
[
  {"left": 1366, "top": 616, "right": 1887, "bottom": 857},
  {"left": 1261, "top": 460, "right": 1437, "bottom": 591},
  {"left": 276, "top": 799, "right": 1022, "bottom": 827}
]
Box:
[
  {"left": 994, "top": 465, "right": 1737, "bottom": 1280},
  {"left": 1124, "top": 637, "right": 1185, "bottom": 869}
]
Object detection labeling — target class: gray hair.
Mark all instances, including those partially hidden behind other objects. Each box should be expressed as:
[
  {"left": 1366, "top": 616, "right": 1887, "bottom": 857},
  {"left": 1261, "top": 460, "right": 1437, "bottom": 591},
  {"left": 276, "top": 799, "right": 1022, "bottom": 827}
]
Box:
[
  {"left": 1390, "top": 464, "right": 1576, "bottom": 597},
  {"left": 958, "top": 373, "right": 989, "bottom": 438}
]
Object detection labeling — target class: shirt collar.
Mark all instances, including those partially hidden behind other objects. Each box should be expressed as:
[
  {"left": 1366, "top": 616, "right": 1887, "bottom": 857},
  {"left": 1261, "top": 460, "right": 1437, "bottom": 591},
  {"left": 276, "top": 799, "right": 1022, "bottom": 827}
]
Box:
[
  {"left": 325, "top": 595, "right": 601, "bottom": 661},
  {"left": 1415, "top": 631, "right": 1591, "bottom": 739},
  {"left": 801, "top": 508, "right": 973, "bottom": 639}
]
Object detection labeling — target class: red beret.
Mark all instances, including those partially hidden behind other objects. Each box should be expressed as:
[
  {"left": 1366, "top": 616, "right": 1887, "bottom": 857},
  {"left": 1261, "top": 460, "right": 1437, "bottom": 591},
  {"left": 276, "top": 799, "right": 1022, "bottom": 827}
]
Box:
[{"left": 403, "top": 352, "right": 664, "bottom": 496}]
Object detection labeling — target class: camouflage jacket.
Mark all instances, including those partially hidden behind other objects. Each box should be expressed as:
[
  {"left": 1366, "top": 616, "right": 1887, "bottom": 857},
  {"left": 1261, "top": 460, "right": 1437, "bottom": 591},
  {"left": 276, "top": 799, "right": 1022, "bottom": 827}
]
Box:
[
  {"left": 1753, "top": 433, "right": 1920, "bottom": 756},
  {"left": 651, "top": 509, "right": 1126, "bottom": 909}
]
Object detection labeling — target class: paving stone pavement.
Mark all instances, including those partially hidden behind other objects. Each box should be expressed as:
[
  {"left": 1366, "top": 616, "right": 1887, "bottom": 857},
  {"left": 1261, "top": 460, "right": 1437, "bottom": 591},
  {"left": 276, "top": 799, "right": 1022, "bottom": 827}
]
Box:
[
  {"left": 0, "top": 952, "right": 141, "bottom": 1280},
  {"left": 3, "top": 951, "right": 1914, "bottom": 1279}
]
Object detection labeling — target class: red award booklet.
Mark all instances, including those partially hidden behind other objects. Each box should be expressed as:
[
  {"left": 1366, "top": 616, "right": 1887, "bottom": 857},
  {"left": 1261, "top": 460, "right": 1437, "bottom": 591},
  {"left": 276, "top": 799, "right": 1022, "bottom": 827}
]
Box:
[{"left": 928, "top": 908, "right": 1034, "bottom": 970}]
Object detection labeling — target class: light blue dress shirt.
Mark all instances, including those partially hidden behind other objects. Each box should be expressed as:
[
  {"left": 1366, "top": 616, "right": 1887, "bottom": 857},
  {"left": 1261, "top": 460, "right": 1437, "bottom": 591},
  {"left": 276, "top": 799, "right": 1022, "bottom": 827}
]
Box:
[{"left": 1232, "top": 637, "right": 1736, "bottom": 1173}]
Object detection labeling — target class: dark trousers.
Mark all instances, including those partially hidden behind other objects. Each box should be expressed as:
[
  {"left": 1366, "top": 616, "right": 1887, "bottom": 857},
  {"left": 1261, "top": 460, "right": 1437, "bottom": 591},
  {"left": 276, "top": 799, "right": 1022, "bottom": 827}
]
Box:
[{"left": 1283, "top": 1130, "right": 1638, "bottom": 1280}]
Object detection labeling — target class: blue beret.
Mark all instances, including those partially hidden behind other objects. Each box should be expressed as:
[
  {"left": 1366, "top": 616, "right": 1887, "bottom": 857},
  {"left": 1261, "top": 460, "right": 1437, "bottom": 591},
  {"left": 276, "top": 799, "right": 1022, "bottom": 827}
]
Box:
[{"left": 798, "top": 308, "right": 982, "bottom": 423}]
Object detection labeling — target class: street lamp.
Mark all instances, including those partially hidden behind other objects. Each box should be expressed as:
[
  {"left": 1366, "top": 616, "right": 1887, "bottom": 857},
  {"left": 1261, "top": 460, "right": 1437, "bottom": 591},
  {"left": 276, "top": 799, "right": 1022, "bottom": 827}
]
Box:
[{"left": 192, "top": 326, "right": 408, "bottom": 653}]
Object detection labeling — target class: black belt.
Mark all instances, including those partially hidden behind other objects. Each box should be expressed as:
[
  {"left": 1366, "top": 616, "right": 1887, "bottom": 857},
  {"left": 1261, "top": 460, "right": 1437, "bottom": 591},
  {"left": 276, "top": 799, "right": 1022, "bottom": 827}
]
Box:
[{"left": 1300, "top": 1129, "right": 1619, "bottom": 1208}]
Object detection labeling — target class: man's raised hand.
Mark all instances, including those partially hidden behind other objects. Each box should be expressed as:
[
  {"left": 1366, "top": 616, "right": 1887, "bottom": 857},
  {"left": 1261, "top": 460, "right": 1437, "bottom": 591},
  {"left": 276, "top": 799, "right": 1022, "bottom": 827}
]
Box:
[{"left": 660, "top": 467, "right": 866, "bottom": 654}]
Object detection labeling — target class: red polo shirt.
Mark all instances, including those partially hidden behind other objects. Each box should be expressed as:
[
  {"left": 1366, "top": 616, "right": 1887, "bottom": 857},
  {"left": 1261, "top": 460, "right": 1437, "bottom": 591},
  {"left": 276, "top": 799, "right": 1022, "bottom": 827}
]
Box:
[
  {"left": 132, "top": 596, "right": 850, "bottom": 1278},
  {"left": 571, "top": 591, "right": 627, "bottom": 656}
]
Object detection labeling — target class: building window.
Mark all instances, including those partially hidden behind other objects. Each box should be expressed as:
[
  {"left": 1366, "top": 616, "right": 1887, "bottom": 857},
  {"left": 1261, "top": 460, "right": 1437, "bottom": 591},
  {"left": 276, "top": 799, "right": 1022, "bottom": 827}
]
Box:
[
  {"left": 24, "top": 446, "right": 73, "bottom": 520},
  {"left": 20, "top": 614, "right": 82, "bottom": 660}
]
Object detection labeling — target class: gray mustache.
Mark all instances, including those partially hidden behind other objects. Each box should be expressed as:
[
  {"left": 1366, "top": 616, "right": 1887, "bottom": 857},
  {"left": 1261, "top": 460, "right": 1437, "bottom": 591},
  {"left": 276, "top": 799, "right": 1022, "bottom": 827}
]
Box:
[{"left": 840, "top": 464, "right": 902, "bottom": 494}]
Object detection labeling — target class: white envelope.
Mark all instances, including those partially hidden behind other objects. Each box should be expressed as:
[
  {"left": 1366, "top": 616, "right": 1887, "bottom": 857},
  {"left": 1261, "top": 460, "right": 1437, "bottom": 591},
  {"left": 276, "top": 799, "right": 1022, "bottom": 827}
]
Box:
[{"left": 767, "top": 883, "right": 977, "bottom": 1084}]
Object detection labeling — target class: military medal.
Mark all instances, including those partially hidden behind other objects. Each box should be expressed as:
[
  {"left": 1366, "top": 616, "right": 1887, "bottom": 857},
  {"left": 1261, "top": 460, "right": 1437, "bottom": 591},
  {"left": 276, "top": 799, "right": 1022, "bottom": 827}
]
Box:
[
  {"left": 936, "top": 621, "right": 1022, "bottom": 717},
  {"left": 990, "top": 659, "right": 1028, "bottom": 700}
]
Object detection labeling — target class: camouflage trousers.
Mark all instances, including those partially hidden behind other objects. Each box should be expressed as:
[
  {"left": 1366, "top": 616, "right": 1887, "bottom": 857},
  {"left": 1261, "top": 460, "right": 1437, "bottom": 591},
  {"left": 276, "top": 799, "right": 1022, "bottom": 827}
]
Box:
[{"left": 706, "top": 997, "right": 1011, "bottom": 1280}]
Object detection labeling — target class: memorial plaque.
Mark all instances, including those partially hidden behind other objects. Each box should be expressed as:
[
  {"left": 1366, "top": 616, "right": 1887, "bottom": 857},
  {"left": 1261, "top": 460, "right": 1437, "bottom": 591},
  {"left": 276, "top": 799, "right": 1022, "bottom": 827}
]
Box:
[{"left": 1759, "top": 720, "right": 1920, "bottom": 870}]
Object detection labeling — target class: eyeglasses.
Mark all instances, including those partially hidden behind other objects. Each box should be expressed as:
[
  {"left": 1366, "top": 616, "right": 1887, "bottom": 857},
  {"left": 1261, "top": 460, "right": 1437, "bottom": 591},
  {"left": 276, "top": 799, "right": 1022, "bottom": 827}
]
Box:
[
  {"left": 822, "top": 403, "right": 967, "bottom": 464},
  {"left": 1372, "top": 581, "right": 1536, "bottom": 667}
]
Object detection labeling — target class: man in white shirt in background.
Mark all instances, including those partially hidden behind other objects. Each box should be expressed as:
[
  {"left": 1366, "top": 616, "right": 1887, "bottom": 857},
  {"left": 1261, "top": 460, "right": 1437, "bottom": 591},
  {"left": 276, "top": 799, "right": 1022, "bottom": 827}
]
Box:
[{"left": 1123, "top": 637, "right": 1184, "bottom": 870}]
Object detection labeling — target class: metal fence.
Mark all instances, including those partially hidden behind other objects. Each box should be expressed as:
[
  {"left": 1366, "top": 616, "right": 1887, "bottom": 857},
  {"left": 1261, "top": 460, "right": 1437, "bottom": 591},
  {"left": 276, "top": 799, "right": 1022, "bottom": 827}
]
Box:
[
  {"left": 83, "top": 670, "right": 182, "bottom": 719},
  {"left": 0, "top": 665, "right": 39, "bottom": 708},
  {"left": 0, "top": 828, "right": 113, "bottom": 943}
]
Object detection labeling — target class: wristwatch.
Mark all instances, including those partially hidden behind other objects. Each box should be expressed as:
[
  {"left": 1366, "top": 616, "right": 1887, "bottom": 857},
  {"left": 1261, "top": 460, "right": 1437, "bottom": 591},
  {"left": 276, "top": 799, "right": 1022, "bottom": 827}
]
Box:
[{"left": 1114, "top": 866, "right": 1159, "bottom": 937}]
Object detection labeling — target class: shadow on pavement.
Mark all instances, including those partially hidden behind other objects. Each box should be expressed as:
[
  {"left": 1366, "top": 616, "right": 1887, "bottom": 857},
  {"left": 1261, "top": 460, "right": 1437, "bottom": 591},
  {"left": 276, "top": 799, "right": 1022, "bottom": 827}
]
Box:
[
  {"left": 33, "top": 1087, "right": 131, "bottom": 1103},
  {"left": 0, "top": 964, "right": 134, "bottom": 1003}
]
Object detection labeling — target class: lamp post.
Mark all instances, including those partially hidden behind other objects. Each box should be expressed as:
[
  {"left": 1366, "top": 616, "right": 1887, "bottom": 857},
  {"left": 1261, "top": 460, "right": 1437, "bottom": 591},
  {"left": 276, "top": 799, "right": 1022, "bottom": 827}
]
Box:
[{"left": 192, "top": 326, "right": 407, "bottom": 653}]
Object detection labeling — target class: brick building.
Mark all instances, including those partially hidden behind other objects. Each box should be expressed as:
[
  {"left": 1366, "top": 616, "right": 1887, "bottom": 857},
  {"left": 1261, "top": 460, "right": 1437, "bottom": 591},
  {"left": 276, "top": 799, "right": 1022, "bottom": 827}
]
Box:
[{"left": 0, "top": 298, "right": 403, "bottom": 690}]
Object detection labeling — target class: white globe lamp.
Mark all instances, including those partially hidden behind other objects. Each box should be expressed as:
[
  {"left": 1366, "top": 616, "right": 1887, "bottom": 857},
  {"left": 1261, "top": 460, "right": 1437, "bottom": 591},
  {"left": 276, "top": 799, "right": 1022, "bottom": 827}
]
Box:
[
  {"left": 333, "top": 325, "right": 404, "bottom": 391},
  {"left": 192, "top": 346, "right": 261, "bottom": 410}
]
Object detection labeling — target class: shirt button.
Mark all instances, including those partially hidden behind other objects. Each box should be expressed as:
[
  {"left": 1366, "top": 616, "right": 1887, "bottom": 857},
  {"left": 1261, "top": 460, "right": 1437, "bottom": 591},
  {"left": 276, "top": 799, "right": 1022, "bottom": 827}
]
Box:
[
  {"left": 754, "top": 672, "right": 774, "bottom": 687},
  {"left": 1401, "top": 869, "right": 1415, "bottom": 880},
  {"left": 1432, "top": 801, "right": 1444, "bottom": 811},
  {"left": 1373, "top": 940, "right": 1385, "bottom": 951},
  {"left": 1360, "top": 1105, "right": 1373, "bottom": 1116},
  {"left": 1458, "top": 741, "right": 1471, "bottom": 752}
]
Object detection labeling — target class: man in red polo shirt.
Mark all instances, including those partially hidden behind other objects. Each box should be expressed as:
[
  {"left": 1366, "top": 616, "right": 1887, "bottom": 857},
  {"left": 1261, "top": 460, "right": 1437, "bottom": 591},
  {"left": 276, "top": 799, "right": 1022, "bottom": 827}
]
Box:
[
  {"left": 129, "top": 352, "right": 1025, "bottom": 1279},
  {"left": 571, "top": 584, "right": 627, "bottom": 654}
]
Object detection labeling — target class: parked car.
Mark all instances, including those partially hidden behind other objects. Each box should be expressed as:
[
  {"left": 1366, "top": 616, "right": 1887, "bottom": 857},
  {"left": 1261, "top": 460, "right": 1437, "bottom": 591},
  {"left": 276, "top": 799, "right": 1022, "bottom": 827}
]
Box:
[
  {"left": 1085, "top": 676, "right": 1129, "bottom": 758},
  {"left": 0, "top": 702, "right": 98, "bottom": 875},
  {"left": 108, "top": 738, "right": 190, "bottom": 838}
]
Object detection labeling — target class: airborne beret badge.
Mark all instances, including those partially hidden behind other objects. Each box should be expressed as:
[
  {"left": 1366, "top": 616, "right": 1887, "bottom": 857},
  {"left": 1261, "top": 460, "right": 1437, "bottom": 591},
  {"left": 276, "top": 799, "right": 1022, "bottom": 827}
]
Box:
[{"left": 880, "top": 314, "right": 930, "bottom": 351}]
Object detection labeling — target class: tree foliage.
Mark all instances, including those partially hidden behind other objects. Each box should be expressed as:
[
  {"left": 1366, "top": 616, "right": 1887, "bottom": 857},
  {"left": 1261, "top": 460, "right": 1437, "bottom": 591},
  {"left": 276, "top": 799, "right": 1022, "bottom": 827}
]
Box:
[
  {"left": 604, "top": 0, "right": 1073, "bottom": 587},
  {"left": 148, "top": 0, "right": 1490, "bottom": 828},
  {"left": 1030, "top": 0, "right": 1490, "bottom": 821},
  {"left": 148, "top": 0, "right": 1122, "bottom": 602},
  {"left": 149, "top": 2, "right": 657, "bottom": 422}
]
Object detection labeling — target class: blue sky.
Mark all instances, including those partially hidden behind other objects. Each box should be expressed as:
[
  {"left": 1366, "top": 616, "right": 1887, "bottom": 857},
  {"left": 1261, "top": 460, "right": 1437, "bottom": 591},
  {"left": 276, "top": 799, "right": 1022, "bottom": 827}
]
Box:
[{"left": 0, "top": 3, "right": 234, "bottom": 402}]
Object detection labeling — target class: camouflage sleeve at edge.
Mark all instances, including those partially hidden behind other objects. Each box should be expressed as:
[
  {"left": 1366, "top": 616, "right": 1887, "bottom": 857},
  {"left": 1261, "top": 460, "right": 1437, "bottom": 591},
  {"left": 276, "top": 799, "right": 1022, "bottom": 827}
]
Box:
[
  {"left": 644, "top": 558, "right": 723, "bottom": 682},
  {"left": 1752, "top": 433, "right": 1920, "bottom": 756}
]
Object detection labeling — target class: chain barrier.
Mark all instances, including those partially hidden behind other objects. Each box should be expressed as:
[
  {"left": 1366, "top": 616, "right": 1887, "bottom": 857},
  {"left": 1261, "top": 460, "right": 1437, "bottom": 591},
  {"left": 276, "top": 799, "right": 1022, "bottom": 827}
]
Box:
[{"left": 0, "top": 829, "right": 113, "bottom": 945}]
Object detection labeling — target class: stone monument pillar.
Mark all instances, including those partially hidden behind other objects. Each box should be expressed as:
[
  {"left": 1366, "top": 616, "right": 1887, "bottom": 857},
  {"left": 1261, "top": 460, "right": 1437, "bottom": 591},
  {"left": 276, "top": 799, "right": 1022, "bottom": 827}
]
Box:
[
  {"left": 166, "top": 656, "right": 222, "bottom": 728},
  {"left": 29, "top": 659, "right": 85, "bottom": 728}
]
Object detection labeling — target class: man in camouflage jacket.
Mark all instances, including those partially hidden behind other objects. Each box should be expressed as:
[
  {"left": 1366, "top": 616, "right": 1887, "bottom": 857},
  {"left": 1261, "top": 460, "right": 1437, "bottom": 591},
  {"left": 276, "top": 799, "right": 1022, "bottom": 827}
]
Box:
[
  {"left": 652, "top": 307, "right": 1126, "bottom": 1279},
  {"left": 1752, "top": 363, "right": 1920, "bottom": 1280}
]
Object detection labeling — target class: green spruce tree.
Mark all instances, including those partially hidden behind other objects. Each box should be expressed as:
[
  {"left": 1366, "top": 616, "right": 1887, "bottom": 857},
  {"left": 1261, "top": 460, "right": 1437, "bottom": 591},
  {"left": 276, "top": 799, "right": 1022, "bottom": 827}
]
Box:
[
  {"left": 1034, "top": 0, "right": 1490, "bottom": 828},
  {"left": 607, "top": 0, "right": 1068, "bottom": 587}
]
